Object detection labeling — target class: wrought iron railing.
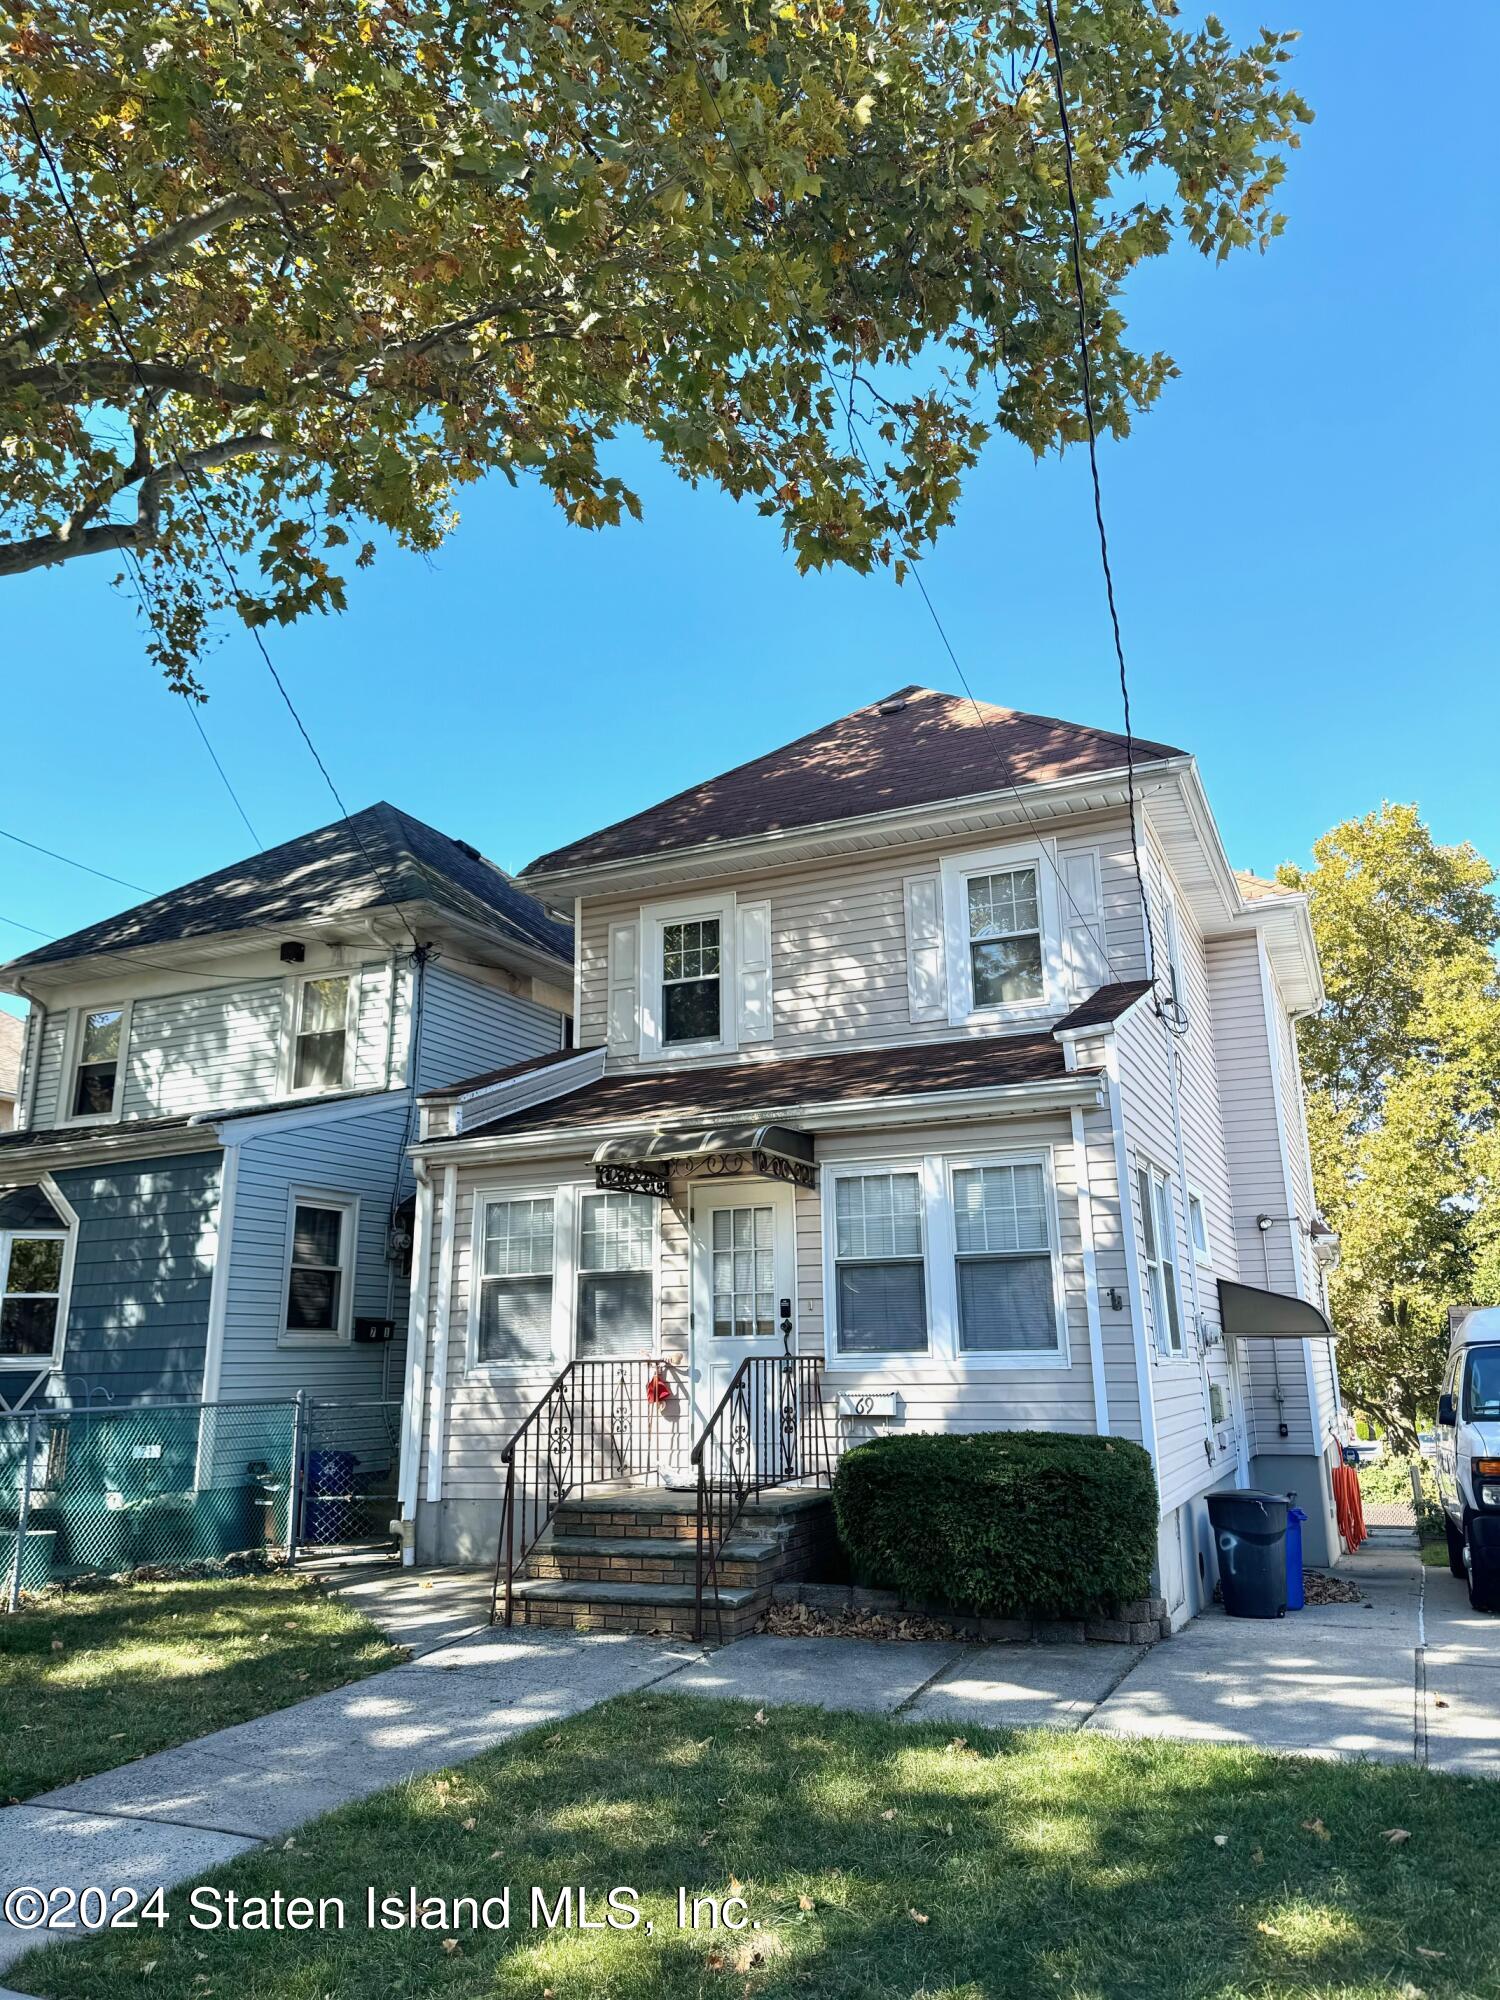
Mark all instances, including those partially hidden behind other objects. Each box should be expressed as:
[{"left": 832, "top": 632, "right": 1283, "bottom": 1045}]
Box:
[
  {"left": 692, "top": 1354, "right": 832, "bottom": 1643},
  {"left": 490, "top": 1357, "right": 681, "bottom": 1626}
]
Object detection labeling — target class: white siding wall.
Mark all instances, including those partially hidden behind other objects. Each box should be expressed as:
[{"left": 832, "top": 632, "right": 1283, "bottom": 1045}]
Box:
[
  {"left": 123, "top": 980, "right": 286, "bottom": 1118},
  {"left": 576, "top": 816, "right": 1148, "bottom": 1066},
  {"left": 415, "top": 962, "right": 564, "bottom": 1093}
]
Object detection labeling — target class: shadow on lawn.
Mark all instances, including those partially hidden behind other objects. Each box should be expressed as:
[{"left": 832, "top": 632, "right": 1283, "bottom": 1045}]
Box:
[{"left": 17, "top": 1689, "right": 1500, "bottom": 2000}]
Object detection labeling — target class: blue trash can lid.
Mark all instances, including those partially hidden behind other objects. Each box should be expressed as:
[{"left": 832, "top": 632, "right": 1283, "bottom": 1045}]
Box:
[{"left": 1288, "top": 1507, "right": 1308, "bottom": 1523}]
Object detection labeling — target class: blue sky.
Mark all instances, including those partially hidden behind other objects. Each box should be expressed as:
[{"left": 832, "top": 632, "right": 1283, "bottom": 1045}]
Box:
[{"left": 3, "top": 2, "right": 1497, "bottom": 1020}]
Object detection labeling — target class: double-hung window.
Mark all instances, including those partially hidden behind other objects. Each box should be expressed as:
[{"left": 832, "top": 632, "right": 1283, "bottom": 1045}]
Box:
[
  {"left": 1, "top": 1229, "right": 67, "bottom": 1365},
  {"left": 966, "top": 867, "right": 1044, "bottom": 1008},
  {"left": 283, "top": 1196, "right": 356, "bottom": 1341},
  {"left": 661, "top": 919, "right": 721, "bottom": 1046},
  {"left": 476, "top": 1196, "right": 556, "bottom": 1365},
  {"left": 576, "top": 1192, "right": 654, "bottom": 1356},
  {"left": 831, "top": 1170, "right": 927, "bottom": 1356},
  {"left": 292, "top": 975, "right": 351, "bottom": 1092},
  {"left": 951, "top": 1161, "right": 1059, "bottom": 1353},
  {"left": 1138, "top": 1166, "right": 1184, "bottom": 1355},
  {"left": 71, "top": 1007, "right": 124, "bottom": 1119}
]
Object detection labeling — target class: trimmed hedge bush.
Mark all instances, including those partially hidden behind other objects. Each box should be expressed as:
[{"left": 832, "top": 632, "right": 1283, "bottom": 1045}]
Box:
[{"left": 832, "top": 1430, "right": 1158, "bottom": 1618}]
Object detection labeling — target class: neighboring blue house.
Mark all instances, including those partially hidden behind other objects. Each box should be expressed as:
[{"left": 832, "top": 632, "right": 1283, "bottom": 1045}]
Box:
[{"left": 0, "top": 805, "right": 573, "bottom": 1415}]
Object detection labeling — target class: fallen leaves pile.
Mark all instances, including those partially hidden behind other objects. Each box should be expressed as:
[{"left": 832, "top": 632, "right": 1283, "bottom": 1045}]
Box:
[
  {"left": 1301, "top": 1571, "right": 1367, "bottom": 1606},
  {"left": 758, "top": 1601, "right": 978, "bottom": 1644}
]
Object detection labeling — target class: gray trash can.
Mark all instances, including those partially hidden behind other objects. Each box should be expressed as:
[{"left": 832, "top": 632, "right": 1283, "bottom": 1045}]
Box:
[{"left": 1207, "top": 1489, "right": 1289, "bottom": 1619}]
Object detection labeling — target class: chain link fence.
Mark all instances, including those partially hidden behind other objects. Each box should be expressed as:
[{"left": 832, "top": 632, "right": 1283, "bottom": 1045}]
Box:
[{"left": 2, "top": 1395, "right": 403, "bottom": 1606}]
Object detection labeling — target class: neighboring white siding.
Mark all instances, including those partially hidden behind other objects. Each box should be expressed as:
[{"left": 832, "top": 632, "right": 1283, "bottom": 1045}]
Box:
[
  {"left": 415, "top": 962, "right": 563, "bottom": 1093},
  {"left": 575, "top": 817, "right": 1148, "bottom": 1066},
  {"left": 123, "top": 980, "right": 285, "bottom": 1119},
  {"left": 217, "top": 1104, "right": 412, "bottom": 1402}
]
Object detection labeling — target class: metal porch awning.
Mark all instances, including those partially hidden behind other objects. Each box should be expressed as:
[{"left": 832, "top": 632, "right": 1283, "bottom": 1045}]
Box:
[
  {"left": 592, "top": 1124, "right": 815, "bottom": 1197},
  {"left": 1217, "top": 1278, "right": 1334, "bottom": 1341}
]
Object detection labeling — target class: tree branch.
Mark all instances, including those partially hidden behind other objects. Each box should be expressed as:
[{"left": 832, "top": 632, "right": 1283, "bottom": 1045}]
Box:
[
  {"left": 0, "top": 357, "right": 270, "bottom": 407},
  {"left": 0, "top": 518, "right": 147, "bottom": 578}
]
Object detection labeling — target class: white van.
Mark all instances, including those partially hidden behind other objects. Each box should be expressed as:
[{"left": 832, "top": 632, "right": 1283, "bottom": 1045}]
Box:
[{"left": 1433, "top": 1306, "right": 1500, "bottom": 1612}]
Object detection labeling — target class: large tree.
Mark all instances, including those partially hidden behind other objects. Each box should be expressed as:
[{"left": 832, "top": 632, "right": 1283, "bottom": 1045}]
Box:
[
  {"left": 1279, "top": 806, "right": 1500, "bottom": 1445},
  {"left": 2, "top": 1, "right": 1308, "bottom": 688}
]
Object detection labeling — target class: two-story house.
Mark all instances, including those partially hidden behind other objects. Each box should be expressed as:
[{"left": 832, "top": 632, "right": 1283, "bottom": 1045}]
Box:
[
  {"left": 0, "top": 805, "right": 572, "bottom": 1417},
  {"left": 400, "top": 689, "right": 1342, "bottom": 1625}
]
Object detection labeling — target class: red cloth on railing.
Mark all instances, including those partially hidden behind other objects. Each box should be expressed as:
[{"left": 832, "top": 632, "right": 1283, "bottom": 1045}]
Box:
[{"left": 1332, "top": 1460, "right": 1366, "bottom": 1553}]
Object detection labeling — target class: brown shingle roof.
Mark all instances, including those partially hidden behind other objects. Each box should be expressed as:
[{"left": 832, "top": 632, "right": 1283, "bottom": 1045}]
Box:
[
  {"left": 422, "top": 1044, "right": 592, "bottom": 1102},
  {"left": 523, "top": 687, "right": 1185, "bottom": 877},
  {"left": 463, "top": 1034, "right": 1087, "bottom": 1141},
  {"left": 1053, "top": 981, "right": 1153, "bottom": 1034}
]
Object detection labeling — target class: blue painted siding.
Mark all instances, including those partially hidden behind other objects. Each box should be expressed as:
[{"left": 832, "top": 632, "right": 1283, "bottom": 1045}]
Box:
[
  {"left": 49, "top": 1151, "right": 223, "bottom": 1405},
  {"left": 415, "top": 963, "right": 562, "bottom": 1092},
  {"left": 218, "top": 1105, "right": 411, "bottom": 1402}
]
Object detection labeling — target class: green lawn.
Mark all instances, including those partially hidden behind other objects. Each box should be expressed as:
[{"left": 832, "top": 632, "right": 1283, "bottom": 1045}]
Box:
[
  {"left": 18, "top": 1691, "right": 1500, "bottom": 2000},
  {"left": 0, "top": 1573, "right": 403, "bottom": 1801}
]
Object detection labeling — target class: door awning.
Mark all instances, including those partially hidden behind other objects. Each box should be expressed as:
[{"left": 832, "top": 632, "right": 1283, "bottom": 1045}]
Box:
[
  {"left": 592, "top": 1124, "right": 815, "bottom": 1197},
  {"left": 1218, "top": 1278, "right": 1334, "bottom": 1341}
]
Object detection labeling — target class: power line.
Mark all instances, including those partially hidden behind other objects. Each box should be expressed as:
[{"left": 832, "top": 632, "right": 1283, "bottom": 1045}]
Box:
[
  {"left": 0, "top": 827, "right": 153, "bottom": 895},
  {"left": 663, "top": 6, "right": 1137, "bottom": 991},
  {"left": 183, "top": 697, "right": 264, "bottom": 850},
  {"left": 14, "top": 85, "right": 420, "bottom": 951},
  {"left": 1042, "top": 0, "right": 1171, "bottom": 1023}
]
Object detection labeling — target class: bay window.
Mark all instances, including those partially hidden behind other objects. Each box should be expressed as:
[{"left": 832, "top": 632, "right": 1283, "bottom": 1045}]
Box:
[
  {"left": 1, "top": 1229, "right": 67, "bottom": 1365},
  {"left": 476, "top": 1196, "right": 556, "bottom": 1365},
  {"left": 832, "top": 1170, "right": 928, "bottom": 1356},
  {"left": 577, "top": 1192, "right": 654, "bottom": 1355},
  {"left": 951, "top": 1161, "right": 1058, "bottom": 1353}
]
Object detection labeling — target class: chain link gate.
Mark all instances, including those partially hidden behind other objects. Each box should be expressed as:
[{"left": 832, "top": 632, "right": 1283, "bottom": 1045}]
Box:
[{"left": 290, "top": 1398, "right": 403, "bottom": 1561}]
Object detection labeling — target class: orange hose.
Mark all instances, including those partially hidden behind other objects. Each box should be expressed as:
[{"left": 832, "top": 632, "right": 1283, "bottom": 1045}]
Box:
[{"left": 1332, "top": 1460, "right": 1366, "bottom": 1554}]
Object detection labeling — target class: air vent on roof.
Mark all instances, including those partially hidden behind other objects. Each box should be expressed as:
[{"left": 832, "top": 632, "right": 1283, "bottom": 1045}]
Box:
[
  {"left": 453, "top": 840, "right": 482, "bottom": 861},
  {"left": 876, "top": 698, "right": 908, "bottom": 716}
]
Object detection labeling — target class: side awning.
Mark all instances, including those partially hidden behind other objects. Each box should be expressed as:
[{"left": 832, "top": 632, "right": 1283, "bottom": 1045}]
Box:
[
  {"left": 1218, "top": 1278, "right": 1334, "bottom": 1341},
  {"left": 592, "top": 1124, "right": 815, "bottom": 1198}
]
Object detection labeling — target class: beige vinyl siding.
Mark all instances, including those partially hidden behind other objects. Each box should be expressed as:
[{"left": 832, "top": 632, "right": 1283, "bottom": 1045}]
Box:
[
  {"left": 1204, "top": 930, "right": 1315, "bottom": 1456},
  {"left": 122, "top": 980, "right": 286, "bottom": 1118},
  {"left": 576, "top": 816, "right": 1148, "bottom": 1067},
  {"left": 417, "top": 1110, "right": 1115, "bottom": 1507}
]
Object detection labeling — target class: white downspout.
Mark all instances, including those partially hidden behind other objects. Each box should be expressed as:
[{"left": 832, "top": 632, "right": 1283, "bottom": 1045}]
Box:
[{"left": 396, "top": 1159, "right": 435, "bottom": 1564}]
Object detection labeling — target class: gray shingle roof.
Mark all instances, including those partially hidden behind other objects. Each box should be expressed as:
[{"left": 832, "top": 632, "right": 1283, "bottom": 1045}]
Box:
[{"left": 1, "top": 804, "right": 573, "bottom": 975}]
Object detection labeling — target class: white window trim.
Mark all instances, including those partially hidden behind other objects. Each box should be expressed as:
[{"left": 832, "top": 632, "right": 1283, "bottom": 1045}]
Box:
[
  {"left": 638, "top": 890, "right": 738, "bottom": 1061},
  {"left": 60, "top": 1001, "right": 131, "bottom": 1126},
  {"left": 279, "top": 970, "right": 359, "bottom": 1099},
  {"left": 940, "top": 838, "right": 1065, "bottom": 1028},
  {"left": 944, "top": 1149, "right": 1069, "bottom": 1366},
  {"left": 0, "top": 1180, "right": 78, "bottom": 1373},
  {"left": 821, "top": 1147, "right": 1070, "bottom": 1373},
  {"left": 1161, "top": 885, "right": 1187, "bottom": 1025},
  {"left": 1137, "top": 1160, "right": 1186, "bottom": 1358},
  {"left": 1186, "top": 1185, "right": 1213, "bottom": 1268},
  {"left": 465, "top": 1180, "right": 662, "bottom": 1376},
  {"left": 278, "top": 1187, "right": 359, "bottom": 1346}
]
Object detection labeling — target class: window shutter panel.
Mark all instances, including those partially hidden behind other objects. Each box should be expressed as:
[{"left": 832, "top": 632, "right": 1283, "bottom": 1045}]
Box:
[
  {"left": 903, "top": 875, "right": 948, "bottom": 1022},
  {"left": 1061, "top": 850, "right": 1107, "bottom": 999},
  {"left": 606, "top": 920, "right": 640, "bottom": 1052},
  {"left": 736, "top": 900, "right": 773, "bottom": 1043}
]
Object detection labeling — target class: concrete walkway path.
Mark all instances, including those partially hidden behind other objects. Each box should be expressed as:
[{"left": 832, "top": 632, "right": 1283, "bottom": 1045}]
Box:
[{"left": 5, "top": 1536, "right": 1497, "bottom": 1992}]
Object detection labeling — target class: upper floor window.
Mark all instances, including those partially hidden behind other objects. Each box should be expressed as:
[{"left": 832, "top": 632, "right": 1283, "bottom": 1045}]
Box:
[
  {"left": 292, "top": 974, "right": 352, "bottom": 1093},
  {"left": 662, "top": 919, "right": 721, "bottom": 1046},
  {"left": 951, "top": 1160, "right": 1058, "bottom": 1353},
  {"left": 577, "top": 1192, "right": 654, "bottom": 1355},
  {"left": 966, "top": 867, "right": 1044, "bottom": 1008},
  {"left": 71, "top": 1006, "right": 124, "bottom": 1119},
  {"left": 1187, "top": 1189, "right": 1211, "bottom": 1266},
  {"left": 1, "top": 1228, "right": 67, "bottom": 1367},
  {"left": 1138, "top": 1165, "right": 1184, "bottom": 1356}
]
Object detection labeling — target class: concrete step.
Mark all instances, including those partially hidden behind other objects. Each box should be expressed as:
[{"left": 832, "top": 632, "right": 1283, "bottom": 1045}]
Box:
[
  {"left": 553, "top": 1484, "right": 833, "bottom": 1543},
  {"left": 525, "top": 1532, "right": 778, "bottom": 1589},
  {"left": 507, "top": 1575, "right": 766, "bottom": 1638}
]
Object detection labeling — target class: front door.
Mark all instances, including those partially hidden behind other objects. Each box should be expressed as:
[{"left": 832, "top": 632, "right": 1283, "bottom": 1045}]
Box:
[{"left": 688, "top": 1184, "right": 797, "bottom": 1438}]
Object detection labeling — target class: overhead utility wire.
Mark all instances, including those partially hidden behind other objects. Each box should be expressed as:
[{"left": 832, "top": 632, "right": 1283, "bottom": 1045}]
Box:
[
  {"left": 0, "top": 827, "right": 153, "bottom": 896},
  {"left": 662, "top": 4, "right": 1132, "bottom": 990},
  {"left": 182, "top": 693, "right": 264, "bottom": 850},
  {"left": 1041, "top": 0, "right": 1177, "bottom": 1028},
  {"left": 14, "top": 86, "right": 420, "bottom": 952}
]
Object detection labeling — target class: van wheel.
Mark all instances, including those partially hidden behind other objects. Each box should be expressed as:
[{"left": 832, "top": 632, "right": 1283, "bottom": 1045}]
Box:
[
  {"left": 1447, "top": 1515, "right": 1467, "bottom": 1578},
  {"left": 1465, "top": 1528, "right": 1500, "bottom": 1613}
]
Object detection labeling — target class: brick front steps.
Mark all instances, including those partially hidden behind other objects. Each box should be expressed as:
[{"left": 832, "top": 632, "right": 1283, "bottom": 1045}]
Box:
[{"left": 506, "top": 1484, "right": 837, "bottom": 1639}]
